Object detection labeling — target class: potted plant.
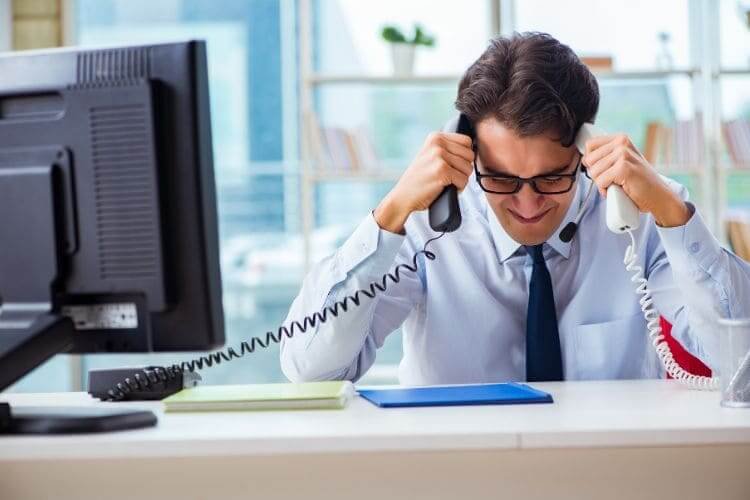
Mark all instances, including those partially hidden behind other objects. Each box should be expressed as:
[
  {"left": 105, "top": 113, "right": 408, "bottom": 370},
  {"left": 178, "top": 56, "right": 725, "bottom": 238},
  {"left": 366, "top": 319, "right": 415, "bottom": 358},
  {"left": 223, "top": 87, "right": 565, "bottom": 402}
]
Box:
[{"left": 381, "top": 24, "right": 436, "bottom": 76}]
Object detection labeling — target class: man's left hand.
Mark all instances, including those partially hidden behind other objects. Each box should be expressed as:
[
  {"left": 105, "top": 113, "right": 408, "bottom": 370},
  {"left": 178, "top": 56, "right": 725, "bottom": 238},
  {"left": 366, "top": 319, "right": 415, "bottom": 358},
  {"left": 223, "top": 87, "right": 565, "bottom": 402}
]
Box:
[{"left": 582, "top": 134, "right": 691, "bottom": 228}]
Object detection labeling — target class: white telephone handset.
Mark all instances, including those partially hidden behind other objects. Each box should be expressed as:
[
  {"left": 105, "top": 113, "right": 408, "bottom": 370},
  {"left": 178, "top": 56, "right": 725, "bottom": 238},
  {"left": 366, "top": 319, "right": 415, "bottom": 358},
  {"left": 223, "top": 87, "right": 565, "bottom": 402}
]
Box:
[
  {"left": 575, "top": 123, "right": 718, "bottom": 391},
  {"left": 574, "top": 123, "right": 640, "bottom": 234}
]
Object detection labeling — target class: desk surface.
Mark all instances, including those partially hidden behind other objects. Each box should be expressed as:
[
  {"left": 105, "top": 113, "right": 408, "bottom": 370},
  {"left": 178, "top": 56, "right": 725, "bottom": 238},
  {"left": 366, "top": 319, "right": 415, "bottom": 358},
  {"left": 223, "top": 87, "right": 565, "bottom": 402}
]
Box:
[{"left": 2, "top": 380, "right": 750, "bottom": 461}]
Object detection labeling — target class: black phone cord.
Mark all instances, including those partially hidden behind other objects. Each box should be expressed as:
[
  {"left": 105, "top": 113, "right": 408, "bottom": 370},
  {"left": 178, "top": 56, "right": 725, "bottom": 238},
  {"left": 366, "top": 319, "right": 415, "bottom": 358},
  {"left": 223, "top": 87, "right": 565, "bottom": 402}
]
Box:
[{"left": 104, "top": 232, "right": 446, "bottom": 401}]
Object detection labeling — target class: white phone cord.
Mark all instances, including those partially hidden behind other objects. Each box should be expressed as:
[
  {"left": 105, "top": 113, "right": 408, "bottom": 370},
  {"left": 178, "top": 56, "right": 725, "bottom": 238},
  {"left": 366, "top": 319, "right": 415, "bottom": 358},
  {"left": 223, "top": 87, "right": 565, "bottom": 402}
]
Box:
[{"left": 624, "top": 230, "right": 719, "bottom": 391}]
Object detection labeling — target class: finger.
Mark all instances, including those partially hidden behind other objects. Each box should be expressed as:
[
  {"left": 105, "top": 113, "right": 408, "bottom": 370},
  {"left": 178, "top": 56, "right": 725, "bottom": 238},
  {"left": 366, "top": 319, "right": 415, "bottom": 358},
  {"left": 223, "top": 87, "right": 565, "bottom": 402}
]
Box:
[
  {"left": 587, "top": 146, "right": 621, "bottom": 180},
  {"left": 433, "top": 159, "right": 468, "bottom": 189},
  {"left": 440, "top": 137, "right": 475, "bottom": 163},
  {"left": 583, "top": 134, "right": 619, "bottom": 155},
  {"left": 441, "top": 132, "right": 474, "bottom": 148},
  {"left": 449, "top": 168, "right": 470, "bottom": 192},
  {"left": 583, "top": 138, "right": 620, "bottom": 168},
  {"left": 440, "top": 149, "right": 473, "bottom": 176},
  {"left": 592, "top": 160, "right": 623, "bottom": 195}
]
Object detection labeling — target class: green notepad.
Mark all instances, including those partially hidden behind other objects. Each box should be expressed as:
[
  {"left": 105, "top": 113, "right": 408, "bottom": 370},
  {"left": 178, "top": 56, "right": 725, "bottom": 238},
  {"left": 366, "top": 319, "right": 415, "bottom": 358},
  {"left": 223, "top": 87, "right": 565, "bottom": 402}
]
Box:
[{"left": 163, "top": 381, "right": 355, "bottom": 412}]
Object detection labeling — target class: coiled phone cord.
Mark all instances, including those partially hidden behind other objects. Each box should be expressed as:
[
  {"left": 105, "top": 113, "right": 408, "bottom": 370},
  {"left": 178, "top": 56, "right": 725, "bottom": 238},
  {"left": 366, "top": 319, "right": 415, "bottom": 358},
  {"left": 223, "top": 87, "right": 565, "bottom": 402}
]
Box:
[
  {"left": 104, "top": 233, "right": 447, "bottom": 401},
  {"left": 624, "top": 229, "right": 719, "bottom": 391},
  {"left": 105, "top": 227, "right": 720, "bottom": 399}
]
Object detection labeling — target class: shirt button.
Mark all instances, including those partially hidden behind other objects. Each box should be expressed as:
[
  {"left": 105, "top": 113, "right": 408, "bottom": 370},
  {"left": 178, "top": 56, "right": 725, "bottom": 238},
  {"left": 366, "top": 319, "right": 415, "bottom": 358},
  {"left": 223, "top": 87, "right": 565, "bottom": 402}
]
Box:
[{"left": 690, "top": 242, "right": 700, "bottom": 254}]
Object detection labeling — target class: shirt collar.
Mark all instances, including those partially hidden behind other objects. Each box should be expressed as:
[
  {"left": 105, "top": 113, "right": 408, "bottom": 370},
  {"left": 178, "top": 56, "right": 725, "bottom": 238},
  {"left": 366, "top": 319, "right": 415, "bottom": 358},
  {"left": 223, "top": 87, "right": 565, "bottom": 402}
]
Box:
[{"left": 485, "top": 173, "right": 588, "bottom": 262}]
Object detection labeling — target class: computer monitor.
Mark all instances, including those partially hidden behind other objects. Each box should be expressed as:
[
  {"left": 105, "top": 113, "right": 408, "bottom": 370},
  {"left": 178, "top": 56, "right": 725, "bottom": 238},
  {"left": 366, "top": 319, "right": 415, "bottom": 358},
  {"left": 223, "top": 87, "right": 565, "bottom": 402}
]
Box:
[{"left": 0, "top": 40, "right": 225, "bottom": 394}]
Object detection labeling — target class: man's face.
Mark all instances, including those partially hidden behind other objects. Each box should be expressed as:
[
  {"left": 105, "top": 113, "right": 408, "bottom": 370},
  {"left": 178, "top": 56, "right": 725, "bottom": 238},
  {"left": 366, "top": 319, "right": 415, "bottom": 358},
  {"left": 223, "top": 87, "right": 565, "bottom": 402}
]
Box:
[{"left": 475, "top": 118, "right": 579, "bottom": 246}]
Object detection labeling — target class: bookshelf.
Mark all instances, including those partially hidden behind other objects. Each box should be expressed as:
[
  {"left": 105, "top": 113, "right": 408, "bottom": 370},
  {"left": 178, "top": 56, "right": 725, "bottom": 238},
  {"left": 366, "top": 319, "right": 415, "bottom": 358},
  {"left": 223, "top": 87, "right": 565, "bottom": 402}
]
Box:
[
  {"left": 297, "top": 0, "right": 497, "bottom": 270},
  {"left": 298, "top": 0, "right": 747, "bottom": 270}
]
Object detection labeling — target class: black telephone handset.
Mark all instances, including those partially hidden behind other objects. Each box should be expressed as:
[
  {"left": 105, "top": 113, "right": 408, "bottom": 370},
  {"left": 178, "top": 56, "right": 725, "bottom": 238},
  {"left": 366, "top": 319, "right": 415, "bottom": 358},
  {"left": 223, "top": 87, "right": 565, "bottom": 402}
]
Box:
[{"left": 428, "top": 114, "right": 474, "bottom": 233}]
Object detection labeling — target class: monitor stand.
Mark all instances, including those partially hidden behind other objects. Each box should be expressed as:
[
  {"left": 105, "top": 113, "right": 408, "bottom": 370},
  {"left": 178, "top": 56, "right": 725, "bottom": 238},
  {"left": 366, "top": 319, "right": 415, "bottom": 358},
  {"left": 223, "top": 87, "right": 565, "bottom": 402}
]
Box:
[
  {"left": 0, "top": 315, "right": 158, "bottom": 435},
  {"left": 0, "top": 160, "right": 157, "bottom": 434},
  {"left": 0, "top": 402, "right": 157, "bottom": 434}
]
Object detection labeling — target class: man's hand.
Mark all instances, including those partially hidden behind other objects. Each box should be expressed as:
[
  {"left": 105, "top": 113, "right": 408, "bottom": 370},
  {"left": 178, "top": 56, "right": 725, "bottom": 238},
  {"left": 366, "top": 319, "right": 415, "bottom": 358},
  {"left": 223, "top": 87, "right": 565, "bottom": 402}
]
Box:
[
  {"left": 374, "top": 132, "right": 474, "bottom": 234},
  {"left": 582, "top": 134, "right": 691, "bottom": 228}
]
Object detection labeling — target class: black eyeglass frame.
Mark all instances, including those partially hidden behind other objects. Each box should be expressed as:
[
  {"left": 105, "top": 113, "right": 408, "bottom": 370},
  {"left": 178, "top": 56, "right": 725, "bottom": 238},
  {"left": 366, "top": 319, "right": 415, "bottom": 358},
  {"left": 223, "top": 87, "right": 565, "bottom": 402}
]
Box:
[{"left": 473, "top": 147, "right": 588, "bottom": 195}]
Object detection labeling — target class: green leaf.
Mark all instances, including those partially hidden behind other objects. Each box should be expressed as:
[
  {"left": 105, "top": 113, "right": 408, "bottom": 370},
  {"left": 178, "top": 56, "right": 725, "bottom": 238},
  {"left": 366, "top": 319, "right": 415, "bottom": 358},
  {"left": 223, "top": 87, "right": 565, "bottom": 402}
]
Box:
[
  {"left": 411, "top": 24, "right": 435, "bottom": 47},
  {"left": 381, "top": 26, "right": 407, "bottom": 43},
  {"left": 381, "top": 23, "right": 435, "bottom": 46}
]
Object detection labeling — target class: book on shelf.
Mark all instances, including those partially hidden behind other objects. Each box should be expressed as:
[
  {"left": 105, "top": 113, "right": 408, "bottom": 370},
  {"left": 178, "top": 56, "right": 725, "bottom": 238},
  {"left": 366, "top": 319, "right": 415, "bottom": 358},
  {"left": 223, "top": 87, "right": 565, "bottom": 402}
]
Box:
[
  {"left": 722, "top": 119, "right": 750, "bottom": 169},
  {"left": 323, "top": 126, "right": 360, "bottom": 170},
  {"left": 726, "top": 218, "right": 750, "bottom": 262},
  {"left": 643, "top": 117, "right": 704, "bottom": 171},
  {"left": 644, "top": 121, "right": 671, "bottom": 166},
  {"left": 305, "top": 112, "right": 354, "bottom": 170},
  {"left": 349, "top": 126, "right": 379, "bottom": 170},
  {"left": 306, "top": 112, "right": 381, "bottom": 173},
  {"left": 580, "top": 55, "right": 614, "bottom": 73}
]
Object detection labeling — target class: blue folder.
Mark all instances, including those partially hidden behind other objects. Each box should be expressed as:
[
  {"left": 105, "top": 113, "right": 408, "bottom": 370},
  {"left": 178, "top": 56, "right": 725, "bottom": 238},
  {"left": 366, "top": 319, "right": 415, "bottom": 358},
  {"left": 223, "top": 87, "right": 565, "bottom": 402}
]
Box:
[{"left": 357, "top": 382, "right": 553, "bottom": 408}]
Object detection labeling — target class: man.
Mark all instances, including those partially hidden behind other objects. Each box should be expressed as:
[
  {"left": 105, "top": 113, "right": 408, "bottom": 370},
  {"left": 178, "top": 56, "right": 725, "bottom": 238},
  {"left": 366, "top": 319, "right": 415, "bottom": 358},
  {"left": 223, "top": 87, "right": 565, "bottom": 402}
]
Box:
[{"left": 280, "top": 32, "right": 750, "bottom": 384}]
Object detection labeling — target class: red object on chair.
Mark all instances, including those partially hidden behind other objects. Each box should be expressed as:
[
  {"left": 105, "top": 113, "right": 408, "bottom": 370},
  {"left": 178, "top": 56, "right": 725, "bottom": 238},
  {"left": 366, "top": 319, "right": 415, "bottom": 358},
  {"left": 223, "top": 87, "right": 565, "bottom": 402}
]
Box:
[{"left": 659, "top": 317, "right": 712, "bottom": 377}]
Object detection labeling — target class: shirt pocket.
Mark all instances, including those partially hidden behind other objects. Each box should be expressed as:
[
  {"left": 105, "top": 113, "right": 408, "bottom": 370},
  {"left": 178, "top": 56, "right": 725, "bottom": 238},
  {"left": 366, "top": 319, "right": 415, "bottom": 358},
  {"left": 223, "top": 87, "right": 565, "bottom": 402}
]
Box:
[{"left": 572, "top": 313, "right": 650, "bottom": 380}]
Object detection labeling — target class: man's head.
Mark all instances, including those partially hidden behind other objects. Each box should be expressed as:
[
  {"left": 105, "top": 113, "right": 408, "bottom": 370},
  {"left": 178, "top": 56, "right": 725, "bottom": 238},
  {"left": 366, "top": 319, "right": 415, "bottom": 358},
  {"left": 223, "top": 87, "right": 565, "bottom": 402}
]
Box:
[{"left": 456, "top": 32, "right": 599, "bottom": 245}]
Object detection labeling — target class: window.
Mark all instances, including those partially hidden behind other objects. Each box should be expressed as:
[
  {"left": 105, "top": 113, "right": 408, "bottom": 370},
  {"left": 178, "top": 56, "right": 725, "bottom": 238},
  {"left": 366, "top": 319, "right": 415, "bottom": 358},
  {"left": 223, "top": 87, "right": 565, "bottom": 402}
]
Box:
[{"left": 8, "top": 1, "right": 746, "bottom": 393}]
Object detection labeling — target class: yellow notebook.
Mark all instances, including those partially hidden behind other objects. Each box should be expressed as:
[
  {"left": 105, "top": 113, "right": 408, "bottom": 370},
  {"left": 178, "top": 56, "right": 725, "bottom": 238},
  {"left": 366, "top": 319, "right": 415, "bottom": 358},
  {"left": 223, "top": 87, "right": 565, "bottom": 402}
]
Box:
[{"left": 162, "top": 381, "right": 355, "bottom": 412}]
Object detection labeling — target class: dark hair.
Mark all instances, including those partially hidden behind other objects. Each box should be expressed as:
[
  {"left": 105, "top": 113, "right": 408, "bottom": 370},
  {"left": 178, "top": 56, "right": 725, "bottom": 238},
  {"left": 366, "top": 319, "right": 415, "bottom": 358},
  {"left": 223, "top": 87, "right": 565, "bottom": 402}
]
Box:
[{"left": 455, "top": 32, "right": 599, "bottom": 147}]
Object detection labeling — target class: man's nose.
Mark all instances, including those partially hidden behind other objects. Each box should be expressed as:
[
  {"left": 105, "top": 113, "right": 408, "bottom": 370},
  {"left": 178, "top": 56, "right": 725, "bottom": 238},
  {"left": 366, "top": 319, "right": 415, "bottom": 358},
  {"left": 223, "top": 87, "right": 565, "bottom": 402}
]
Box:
[{"left": 512, "top": 183, "right": 546, "bottom": 215}]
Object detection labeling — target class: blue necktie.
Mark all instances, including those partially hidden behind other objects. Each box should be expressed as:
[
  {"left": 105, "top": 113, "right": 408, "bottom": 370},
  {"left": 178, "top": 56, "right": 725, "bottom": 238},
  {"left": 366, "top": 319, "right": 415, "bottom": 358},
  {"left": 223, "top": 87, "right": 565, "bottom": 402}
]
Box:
[{"left": 525, "top": 244, "right": 563, "bottom": 381}]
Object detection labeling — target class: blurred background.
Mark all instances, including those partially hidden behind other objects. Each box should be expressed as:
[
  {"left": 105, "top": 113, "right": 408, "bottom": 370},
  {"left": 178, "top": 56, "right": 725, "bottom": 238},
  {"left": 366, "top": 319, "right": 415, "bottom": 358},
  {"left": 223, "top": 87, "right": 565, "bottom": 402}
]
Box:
[{"left": 3, "top": 0, "right": 750, "bottom": 392}]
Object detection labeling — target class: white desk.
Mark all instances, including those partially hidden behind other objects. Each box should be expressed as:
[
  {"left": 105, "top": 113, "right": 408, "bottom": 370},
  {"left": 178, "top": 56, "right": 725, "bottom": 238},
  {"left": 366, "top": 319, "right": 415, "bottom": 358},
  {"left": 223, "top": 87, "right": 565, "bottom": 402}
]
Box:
[{"left": 1, "top": 380, "right": 749, "bottom": 500}]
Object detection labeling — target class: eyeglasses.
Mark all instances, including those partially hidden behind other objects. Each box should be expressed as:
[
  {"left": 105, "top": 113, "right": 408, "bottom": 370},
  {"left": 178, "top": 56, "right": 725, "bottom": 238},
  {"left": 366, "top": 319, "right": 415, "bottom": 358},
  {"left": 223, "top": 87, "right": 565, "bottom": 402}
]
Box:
[{"left": 474, "top": 154, "right": 585, "bottom": 195}]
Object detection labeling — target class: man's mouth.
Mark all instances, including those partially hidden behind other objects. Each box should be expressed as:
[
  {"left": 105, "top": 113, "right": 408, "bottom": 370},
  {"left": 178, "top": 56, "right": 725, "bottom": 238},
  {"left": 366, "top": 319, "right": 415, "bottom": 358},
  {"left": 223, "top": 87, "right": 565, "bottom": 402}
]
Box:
[{"left": 508, "top": 208, "right": 552, "bottom": 224}]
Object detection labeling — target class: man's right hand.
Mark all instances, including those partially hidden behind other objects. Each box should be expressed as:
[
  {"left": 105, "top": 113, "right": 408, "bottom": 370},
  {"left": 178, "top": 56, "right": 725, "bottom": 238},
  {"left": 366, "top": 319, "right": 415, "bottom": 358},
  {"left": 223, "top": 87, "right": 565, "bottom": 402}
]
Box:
[{"left": 374, "top": 132, "right": 475, "bottom": 234}]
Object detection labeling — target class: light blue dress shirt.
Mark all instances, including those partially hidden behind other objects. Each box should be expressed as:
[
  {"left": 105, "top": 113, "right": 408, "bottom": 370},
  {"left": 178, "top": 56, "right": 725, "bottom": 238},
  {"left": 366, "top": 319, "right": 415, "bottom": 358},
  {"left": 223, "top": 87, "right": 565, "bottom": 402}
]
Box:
[{"left": 280, "top": 172, "right": 750, "bottom": 384}]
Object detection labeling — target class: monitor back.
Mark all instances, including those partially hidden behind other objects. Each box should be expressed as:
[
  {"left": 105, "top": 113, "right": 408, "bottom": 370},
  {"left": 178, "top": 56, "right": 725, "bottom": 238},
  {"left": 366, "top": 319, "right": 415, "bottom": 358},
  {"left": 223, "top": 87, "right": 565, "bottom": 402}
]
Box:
[{"left": 0, "top": 40, "right": 224, "bottom": 353}]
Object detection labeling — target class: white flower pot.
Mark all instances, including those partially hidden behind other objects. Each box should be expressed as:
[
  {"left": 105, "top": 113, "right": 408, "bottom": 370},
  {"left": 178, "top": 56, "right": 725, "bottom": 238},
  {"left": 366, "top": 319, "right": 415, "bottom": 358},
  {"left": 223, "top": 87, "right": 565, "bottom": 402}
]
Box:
[{"left": 390, "top": 42, "right": 416, "bottom": 76}]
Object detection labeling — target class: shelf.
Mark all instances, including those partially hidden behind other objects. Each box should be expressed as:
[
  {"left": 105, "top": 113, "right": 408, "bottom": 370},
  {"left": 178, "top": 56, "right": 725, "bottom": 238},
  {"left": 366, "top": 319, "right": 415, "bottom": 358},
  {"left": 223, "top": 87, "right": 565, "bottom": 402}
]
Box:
[
  {"left": 309, "top": 170, "right": 403, "bottom": 182},
  {"left": 308, "top": 169, "right": 402, "bottom": 182},
  {"left": 307, "top": 74, "right": 461, "bottom": 85},
  {"left": 718, "top": 68, "right": 750, "bottom": 76},
  {"left": 307, "top": 69, "right": 699, "bottom": 86},
  {"left": 594, "top": 68, "right": 698, "bottom": 79},
  {"left": 660, "top": 168, "right": 750, "bottom": 175}
]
